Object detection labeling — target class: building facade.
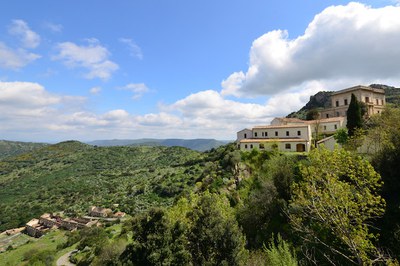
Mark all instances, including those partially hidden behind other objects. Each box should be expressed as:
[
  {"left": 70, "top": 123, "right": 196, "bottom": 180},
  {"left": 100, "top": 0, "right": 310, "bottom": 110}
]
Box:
[
  {"left": 320, "top": 85, "right": 385, "bottom": 118},
  {"left": 237, "top": 124, "right": 312, "bottom": 152}
]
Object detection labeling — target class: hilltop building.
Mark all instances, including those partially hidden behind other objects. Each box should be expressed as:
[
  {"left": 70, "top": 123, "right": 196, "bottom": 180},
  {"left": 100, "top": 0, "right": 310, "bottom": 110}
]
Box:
[
  {"left": 236, "top": 85, "right": 385, "bottom": 152},
  {"left": 320, "top": 85, "right": 385, "bottom": 118}
]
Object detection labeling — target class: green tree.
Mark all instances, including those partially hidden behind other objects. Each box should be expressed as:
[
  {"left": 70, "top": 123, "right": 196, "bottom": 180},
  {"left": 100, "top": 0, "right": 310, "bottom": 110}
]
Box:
[
  {"left": 369, "top": 107, "right": 400, "bottom": 259},
  {"left": 334, "top": 128, "right": 348, "bottom": 145},
  {"left": 306, "top": 109, "right": 320, "bottom": 121},
  {"left": 265, "top": 234, "right": 298, "bottom": 266},
  {"left": 187, "top": 192, "right": 248, "bottom": 266},
  {"left": 346, "top": 93, "right": 363, "bottom": 136},
  {"left": 289, "top": 147, "right": 385, "bottom": 265}
]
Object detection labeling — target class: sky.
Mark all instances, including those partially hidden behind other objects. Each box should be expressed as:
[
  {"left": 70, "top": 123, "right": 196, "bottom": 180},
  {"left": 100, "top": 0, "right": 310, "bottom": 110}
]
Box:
[{"left": 1, "top": 0, "right": 400, "bottom": 142}]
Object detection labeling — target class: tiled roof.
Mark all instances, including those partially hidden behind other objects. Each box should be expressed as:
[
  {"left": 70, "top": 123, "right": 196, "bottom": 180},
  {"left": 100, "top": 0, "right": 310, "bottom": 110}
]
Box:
[
  {"left": 253, "top": 124, "right": 310, "bottom": 129},
  {"left": 240, "top": 138, "right": 308, "bottom": 143}
]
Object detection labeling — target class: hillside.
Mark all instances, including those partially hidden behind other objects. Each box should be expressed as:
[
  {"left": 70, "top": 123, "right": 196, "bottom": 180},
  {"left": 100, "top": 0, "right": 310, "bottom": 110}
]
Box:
[
  {"left": 0, "top": 140, "right": 48, "bottom": 160},
  {"left": 86, "top": 138, "right": 229, "bottom": 151},
  {"left": 287, "top": 84, "right": 400, "bottom": 118},
  {"left": 0, "top": 141, "right": 210, "bottom": 231}
]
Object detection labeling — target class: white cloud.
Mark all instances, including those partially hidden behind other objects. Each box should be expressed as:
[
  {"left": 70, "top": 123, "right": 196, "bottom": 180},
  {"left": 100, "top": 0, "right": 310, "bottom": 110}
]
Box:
[
  {"left": 53, "top": 40, "right": 119, "bottom": 80},
  {"left": 90, "top": 87, "right": 102, "bottom": 94},
  {"left": 119, "top": 38, "right": 143, "bottom": 59},
  {"left": 43, "top": 22, "right": 63, "bottom": 33},
  {"left": 0, "top": 42, "right": 41, "bottom": 70},
  {"left": 222, "top": 2, "right": 400, "bottom": 97},
  {"left": 119, "top": 83, "right": 150, "bottom": 99},
  {"left": 8, "top": 20, "right": 41, "bottom": 49}
]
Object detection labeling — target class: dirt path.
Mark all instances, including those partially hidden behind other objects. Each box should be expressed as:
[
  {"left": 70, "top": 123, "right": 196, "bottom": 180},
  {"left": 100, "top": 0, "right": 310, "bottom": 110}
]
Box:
[{"left": 56, "top": 250, "right": 76, "bottom": 266}]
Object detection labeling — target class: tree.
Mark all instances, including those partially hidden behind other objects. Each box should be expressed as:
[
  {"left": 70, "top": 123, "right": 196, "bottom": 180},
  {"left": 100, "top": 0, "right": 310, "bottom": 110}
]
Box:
[
  {"left": 334, "top": 128, "right": 348, "bottom": 145},
  {"left": 369, "top": 107, "right": 400, "bottom": 260},
  {"left": 288, "top": 147, "right": 385, "bottom": 265},
  {"left": 306, "top": 109, "right": 320, "bottom": 121},
  {"left": 187, "top": 192, "right": 248, "bottom": 266},
  {"left": 346, "top": 93, "right": 363, "bottom": 136}
]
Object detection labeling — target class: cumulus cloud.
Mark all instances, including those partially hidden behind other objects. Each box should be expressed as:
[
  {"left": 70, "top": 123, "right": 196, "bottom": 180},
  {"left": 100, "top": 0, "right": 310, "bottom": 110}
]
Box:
[
  {"left": 0, "top": 42, "right": 41, "bottom": 69},
  {"left": 119, "top": 38, "right": 143, "bottom": 59},
  {"left": 8, "top": 19, "right": 41, "bottom": 49},
  {"left": 119, "top": 83, "right": 150, "bottom": 99},
  {"left": 222, "top": 2, "right": 400, "bottom": 97},
  {"left": 53, "top": 39, "right": 119, "bottom": 80},
  {"left": 90, "top": 86, "right": 102, "bottom": 94}
]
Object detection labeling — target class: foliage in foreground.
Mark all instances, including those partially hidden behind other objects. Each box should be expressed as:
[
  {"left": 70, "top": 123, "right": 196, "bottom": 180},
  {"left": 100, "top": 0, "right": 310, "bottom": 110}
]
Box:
[
  {"left": 289, "top": 147, "right": 386, "bottom": 265},
  {"left": 120, "top": 192, "right": 248, "bottom": 266}
]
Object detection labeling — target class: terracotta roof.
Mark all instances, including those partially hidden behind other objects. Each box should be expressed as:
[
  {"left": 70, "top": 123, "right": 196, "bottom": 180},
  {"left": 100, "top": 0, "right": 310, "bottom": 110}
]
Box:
[
  {"left": 305, "top": 117, "right": 345, "bottom": 124},
  {"left": 253, "top": 124, "right": 310, "bottom": 129},
  {"left": 273, "top": 117, "right": 305, "bottom": 123},
  {"left": 240, "top": 138, "right": 308, "bottom": 143}
]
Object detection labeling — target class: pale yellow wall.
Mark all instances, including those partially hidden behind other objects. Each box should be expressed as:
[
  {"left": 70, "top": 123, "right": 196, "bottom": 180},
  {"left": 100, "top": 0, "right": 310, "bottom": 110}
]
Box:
[
  {"left": 239, "top": 141, "right": 310, "bottom": 152},
  {"left": 236, "top": 129, "right": 252, "bottom": 141},
  {"left": 252, "top": 126, "right": 311, "bottom": 141}
]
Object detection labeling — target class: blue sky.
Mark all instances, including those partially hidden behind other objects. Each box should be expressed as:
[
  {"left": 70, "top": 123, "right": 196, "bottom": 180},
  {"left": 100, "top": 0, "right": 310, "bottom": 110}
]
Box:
[{"left": 1, "top": 0, "right": 400, "bottom": 142}]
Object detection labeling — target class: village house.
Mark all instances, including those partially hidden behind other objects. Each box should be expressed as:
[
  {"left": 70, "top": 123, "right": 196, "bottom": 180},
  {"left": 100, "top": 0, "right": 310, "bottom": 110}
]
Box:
[
  {"left": 25, "top": 213, "right": 99, "bottom": 238},
  {"left": 89, "top": 206, "right": 113, "bottom": 218}
]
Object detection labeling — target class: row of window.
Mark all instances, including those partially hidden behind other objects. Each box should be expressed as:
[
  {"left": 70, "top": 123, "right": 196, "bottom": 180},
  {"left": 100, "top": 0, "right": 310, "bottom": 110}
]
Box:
[
  {"left": 254, "top": 130, "right": 302, "bottom": 138},
  {"left": 243, "top": 143, "right": 293, "bottom": 149},
  {"left": 335, "top": 97, "right": 384, "bottom": 107}
]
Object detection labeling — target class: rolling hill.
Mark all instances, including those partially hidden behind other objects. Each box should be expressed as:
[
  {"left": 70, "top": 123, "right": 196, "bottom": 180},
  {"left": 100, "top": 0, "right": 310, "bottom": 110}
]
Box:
[
  {"left": 0, "top": 141, "right": 209, "bottom": 231},
  {"left": 0, "top": 140, "right": 48, "bottom": 160},
  {"left": 86, "top": 138, "right": 230, "bottom": 151}
]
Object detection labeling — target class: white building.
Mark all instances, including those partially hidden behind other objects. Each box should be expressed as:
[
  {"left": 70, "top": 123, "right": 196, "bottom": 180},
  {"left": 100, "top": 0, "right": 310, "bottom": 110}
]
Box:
[{"left": 237, "top": 124, "right": 312, "bottom": 152}]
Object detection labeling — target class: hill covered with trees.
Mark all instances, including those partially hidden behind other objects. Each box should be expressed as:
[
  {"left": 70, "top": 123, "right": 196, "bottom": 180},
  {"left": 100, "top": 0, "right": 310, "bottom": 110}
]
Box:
[
  {"left": 0, "top": 140, "right": 48, "bottom": 160},
  {"left": 2, "top": 108, "right": 400, "bottom": 265}
]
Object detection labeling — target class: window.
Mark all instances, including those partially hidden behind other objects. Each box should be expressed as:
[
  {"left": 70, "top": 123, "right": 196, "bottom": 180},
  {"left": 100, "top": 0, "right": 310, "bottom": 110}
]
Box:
[
  {"left": 324, "top": 126, "right": 327, "bottom": 130},
  {"left": 297, "top": 130, "right": 301, "bottom": 136},
  {"left": 275, "top": 131, "right": 278, "bottom": 137},
  {"left": 254, "top": 132, "right": 258, "bottom": 137},
  {"left": 336, "top": 112, "right": 340, "bottom": 117},
  {"left": 285, "top": 143, "right": 291, "bottom": 149},
  {"left": 245, "top": 144, "right": 248, "bottom": 149},
  {"left": 250, "top": 144, "right": 253, "bottom": 149},
  {"left": 344, "top": 99, "right": 348, "bottom": 105},
  {"left": 365, "top": 96, "right": 370, "bottom": 103},
  {"left": 262, "top": 132, "right": 264, "bottom": 137},
  {"left": 376, "top": 99, "right": 379, "bottom": 105},
  {"left": 286, "top": 131, "right": 289, "bottom": 136},
  {"left": 334, "top": 124, "right": 337, "bottom": 129},
  {"left": 259, "top": 143, "right": 265, "bottom": 149},
  {"left": 326, "top": 114, "right": 329, "bottom": 118},
  {"left": 244, "top": 133, "right": 247, "bottom": 138},
  {"left": 336, "top": 100, "right": 339, "bottom": 107},
  {"left": 265, "top": 132, "right": 268, "bottom": 137}
]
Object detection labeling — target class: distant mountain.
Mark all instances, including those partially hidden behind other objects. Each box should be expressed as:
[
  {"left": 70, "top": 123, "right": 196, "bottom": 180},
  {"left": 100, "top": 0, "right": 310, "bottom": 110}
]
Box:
[
  {"left": 0, "top": 140, "right": 48, "bottom": 160},
  {"left": 86, "top": 138, "right": 230, "bottom": 152},
  {"left": 287, "top": 84, "right": 400, "bottom": 118}
]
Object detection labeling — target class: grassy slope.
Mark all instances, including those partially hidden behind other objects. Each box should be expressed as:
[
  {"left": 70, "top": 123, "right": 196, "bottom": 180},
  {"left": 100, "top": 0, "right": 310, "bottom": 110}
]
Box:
[{"left": 0, "top": 141, "right": 205, "bottom": 231}]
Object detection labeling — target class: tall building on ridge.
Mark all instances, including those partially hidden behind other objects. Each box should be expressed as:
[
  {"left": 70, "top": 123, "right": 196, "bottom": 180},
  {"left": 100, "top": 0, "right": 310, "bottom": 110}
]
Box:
[{"left": 320, "top": 85, "right": 385, "bottom": 118}]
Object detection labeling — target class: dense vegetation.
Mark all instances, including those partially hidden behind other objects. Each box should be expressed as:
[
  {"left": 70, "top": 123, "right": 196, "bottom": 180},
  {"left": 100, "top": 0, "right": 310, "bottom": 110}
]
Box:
[
  {"left": 2, "top": 107, "right": 400, "bottom": 265},
  {"left": 0, "top": 142, "right": 207, "bottom": 231}
]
